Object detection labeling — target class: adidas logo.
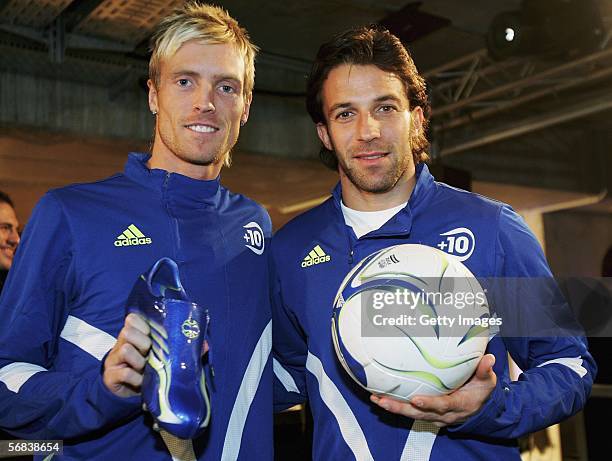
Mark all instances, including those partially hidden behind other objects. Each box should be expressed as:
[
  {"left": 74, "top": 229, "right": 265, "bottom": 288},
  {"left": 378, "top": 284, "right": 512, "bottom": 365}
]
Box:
[
  {"left": 114, "top": 224, "right": 152, "bottom": 247},
  {"left": 301, "top": 245, "right": 331, "bottom": 268}
]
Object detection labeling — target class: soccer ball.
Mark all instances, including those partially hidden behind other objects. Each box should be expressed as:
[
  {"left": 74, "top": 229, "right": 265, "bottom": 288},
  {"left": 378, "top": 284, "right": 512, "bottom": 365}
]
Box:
[{"left": 331, "top": 244, "right": 490, "bottom": 401}]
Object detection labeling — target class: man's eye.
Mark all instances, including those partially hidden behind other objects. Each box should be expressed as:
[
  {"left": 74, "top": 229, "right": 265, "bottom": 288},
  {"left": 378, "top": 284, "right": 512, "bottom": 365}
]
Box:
[
  {"left": 337, "top": 111, "right": 352, "bottom": 119},
  {"left": 177, "top": 79, "right": 191, "bottom": 87},
  {"left": 220, "top": 85, "right": 235, "bottom": 94},
  {"left": 379, "top": 105, "right": 395, "bottom": 112}
]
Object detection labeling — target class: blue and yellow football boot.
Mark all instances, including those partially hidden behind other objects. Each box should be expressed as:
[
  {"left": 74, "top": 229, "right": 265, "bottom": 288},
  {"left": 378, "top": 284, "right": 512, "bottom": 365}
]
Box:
[{"left": 126, "top": 257, "right": 211, "bottom": 439}]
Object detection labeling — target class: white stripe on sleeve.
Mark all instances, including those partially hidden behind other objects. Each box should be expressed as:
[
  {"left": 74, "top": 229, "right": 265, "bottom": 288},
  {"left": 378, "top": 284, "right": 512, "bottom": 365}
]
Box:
[
  {"left": 537, "top": 356, "right": 587, "bottom": 378},
  {"left": 60, "top": 315, "right": 116, "bottom": 361},
  {"left": 0, "top": 362, "right": 48, "bottom": 393}
]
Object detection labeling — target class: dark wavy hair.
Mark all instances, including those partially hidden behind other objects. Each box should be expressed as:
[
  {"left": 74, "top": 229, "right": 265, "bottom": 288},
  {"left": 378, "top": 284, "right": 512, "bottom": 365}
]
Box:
[
  {"left": 306, "top": 25, "right": 430, "bottom": 170},
  {"left": 0, "top": 190, "right": 14, "bottom": 208}
]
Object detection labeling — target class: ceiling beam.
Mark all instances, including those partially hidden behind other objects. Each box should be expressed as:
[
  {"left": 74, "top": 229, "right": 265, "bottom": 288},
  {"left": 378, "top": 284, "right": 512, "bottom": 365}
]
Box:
[
  {"left": 436, "top": 65, "right": 612, "bottom": 131},
  {"left": 439, "top": 87, "right": 612, "bottom": 156},
  {"left": 432, "top": 47, "right": 612, "bottom": 118}
]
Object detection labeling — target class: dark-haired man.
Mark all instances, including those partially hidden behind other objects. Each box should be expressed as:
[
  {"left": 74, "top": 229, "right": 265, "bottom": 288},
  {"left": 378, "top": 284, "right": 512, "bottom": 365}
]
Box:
[{"left": 271, "top": 26, "right": 595, "bottom": 460}]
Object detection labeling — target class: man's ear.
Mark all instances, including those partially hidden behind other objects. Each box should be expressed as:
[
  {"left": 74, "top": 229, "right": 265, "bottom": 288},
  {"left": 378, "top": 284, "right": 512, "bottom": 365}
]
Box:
[
  {"left": 241, "top": 91, "right": 252, "bottom": 126},
  {"left": 316, "top": 123, "right": 333, "bottom": 151},
  {"left": 411, "top": 106, "right": 424, "bottom": 134},
  {"left": 147, "top": 79, "right": 158, "bottom": 114}
]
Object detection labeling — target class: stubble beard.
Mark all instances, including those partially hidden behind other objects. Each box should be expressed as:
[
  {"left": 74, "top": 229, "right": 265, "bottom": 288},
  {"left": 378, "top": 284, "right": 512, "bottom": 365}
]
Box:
[
  {"left": 180, "top": 150, "right": 222, "bottom": 166},
  {"left": 158, "top": 124, "right": 227, "bottom": 168},
  {"left": 338, "top": 143, "right": 413, "bottom": 194}
]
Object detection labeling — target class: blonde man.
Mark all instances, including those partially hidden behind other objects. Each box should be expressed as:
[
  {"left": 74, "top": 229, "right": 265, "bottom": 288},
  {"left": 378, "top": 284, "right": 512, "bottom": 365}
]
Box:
[{"left": 0, "top": 4, "right": 273, "bottom": 460}]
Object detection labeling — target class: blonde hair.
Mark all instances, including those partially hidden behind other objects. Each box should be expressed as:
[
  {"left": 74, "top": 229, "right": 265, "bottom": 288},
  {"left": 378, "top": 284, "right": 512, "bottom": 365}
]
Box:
[{"left": 149, "top": 2, "right": 258, "bottom": 96}]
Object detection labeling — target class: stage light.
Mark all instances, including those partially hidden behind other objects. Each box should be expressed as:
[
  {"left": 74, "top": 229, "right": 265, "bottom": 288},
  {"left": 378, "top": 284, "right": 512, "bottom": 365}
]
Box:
[
  {"left": 487, "top": 0, "right": 603, "bottom": 61},
  {"left": 487, "top": 11, "right": 531, "bottom": 60}
]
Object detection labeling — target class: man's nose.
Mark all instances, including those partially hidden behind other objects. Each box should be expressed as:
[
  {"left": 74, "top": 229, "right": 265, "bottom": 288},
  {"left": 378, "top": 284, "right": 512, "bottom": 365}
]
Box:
[
  {"left": 193, "top": 84, "right": 216, "bottom": 113},
  {"left": 7, "top": 227, "right": 19, "bottom": 246},
  {"left": 357, "top": 113, "right": 380, "bottom": 143}
]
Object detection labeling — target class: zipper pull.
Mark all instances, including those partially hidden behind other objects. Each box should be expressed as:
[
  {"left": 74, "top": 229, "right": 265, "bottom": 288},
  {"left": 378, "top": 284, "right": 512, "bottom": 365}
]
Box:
[{"left": 348, "top": 249, "right": 354, "bottom": 265}]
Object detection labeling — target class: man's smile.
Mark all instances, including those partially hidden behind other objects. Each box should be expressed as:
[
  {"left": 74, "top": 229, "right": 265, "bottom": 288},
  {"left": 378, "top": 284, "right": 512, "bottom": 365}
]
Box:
[{"left": 185, "top": 123, "right": 219, "bottom": 134}]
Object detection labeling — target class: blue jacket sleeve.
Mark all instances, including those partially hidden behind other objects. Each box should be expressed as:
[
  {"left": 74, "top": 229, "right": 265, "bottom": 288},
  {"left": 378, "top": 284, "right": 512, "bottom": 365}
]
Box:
[
  {"left": 0, "top": 193, "right": 140, "bottom": 440},
  {"left": 270, "top": 239, "right": 309, "bottom": 412},
  {"left": 448, "top": 205, "right": 596, "bottom": 438}
]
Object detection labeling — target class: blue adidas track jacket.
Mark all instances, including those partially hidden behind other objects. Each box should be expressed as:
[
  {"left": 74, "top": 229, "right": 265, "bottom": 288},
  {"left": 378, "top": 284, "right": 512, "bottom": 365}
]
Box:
[
  {"left": 271, "top": 163, "right": 595, "bottom": 461},
  {"left": 0, "top": 153, "right": 273, "bottom": 461}
]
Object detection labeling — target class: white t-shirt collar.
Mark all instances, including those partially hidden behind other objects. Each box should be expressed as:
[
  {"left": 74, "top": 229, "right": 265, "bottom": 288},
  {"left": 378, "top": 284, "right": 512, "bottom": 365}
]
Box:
[{"left": 340, "top": 200, "right": 407, "bottom": 238}]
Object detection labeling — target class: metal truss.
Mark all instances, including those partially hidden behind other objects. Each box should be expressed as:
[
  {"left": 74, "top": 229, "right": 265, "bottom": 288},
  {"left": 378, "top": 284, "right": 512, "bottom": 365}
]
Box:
[{"left": 425, "top": 40, "right": 612, "bottom": 156}]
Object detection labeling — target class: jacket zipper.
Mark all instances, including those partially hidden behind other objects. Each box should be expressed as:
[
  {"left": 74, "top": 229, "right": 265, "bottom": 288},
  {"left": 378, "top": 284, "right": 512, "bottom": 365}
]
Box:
[{"left": 162, "top": 172, "right": 181, "bottom": 262}]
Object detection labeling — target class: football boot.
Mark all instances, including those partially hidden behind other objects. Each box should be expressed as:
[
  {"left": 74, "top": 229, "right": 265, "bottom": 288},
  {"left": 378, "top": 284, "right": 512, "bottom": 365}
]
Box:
[{"left": 126, "top": 257, "right": 211, "bottom": 439}]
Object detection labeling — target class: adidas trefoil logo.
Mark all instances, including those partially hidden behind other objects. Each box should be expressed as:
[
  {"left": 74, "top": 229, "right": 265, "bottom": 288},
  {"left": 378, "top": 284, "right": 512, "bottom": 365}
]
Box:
[
  {"left": 301, "top": 245, "right": 331, "bottom": 268},
  {"left": 114, "top": 224, "right": 152, "bottom": 247}
]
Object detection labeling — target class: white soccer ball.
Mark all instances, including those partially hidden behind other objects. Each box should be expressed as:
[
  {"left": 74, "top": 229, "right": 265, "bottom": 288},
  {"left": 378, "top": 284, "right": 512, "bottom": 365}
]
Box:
[{"left": 331, "top": 244, "right": 490, "bottom": 401}]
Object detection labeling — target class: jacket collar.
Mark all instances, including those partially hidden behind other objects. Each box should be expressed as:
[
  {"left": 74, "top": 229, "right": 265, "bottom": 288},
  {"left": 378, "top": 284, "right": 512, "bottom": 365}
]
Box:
[
  {"left": 330, "top": 163, "right": 435, "bottom": 237},
  {"left": 124, "top": 152, "right": 221, "bottom": 207}
]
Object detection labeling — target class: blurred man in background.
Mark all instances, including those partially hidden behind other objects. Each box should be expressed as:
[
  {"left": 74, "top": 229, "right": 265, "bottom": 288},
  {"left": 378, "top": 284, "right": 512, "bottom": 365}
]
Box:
[
  {"left": 0, "top": 191, "right": 25, "bottom": 460},
  {"left": 0, "top": 190, "right": 19, "bottom": 292}
]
